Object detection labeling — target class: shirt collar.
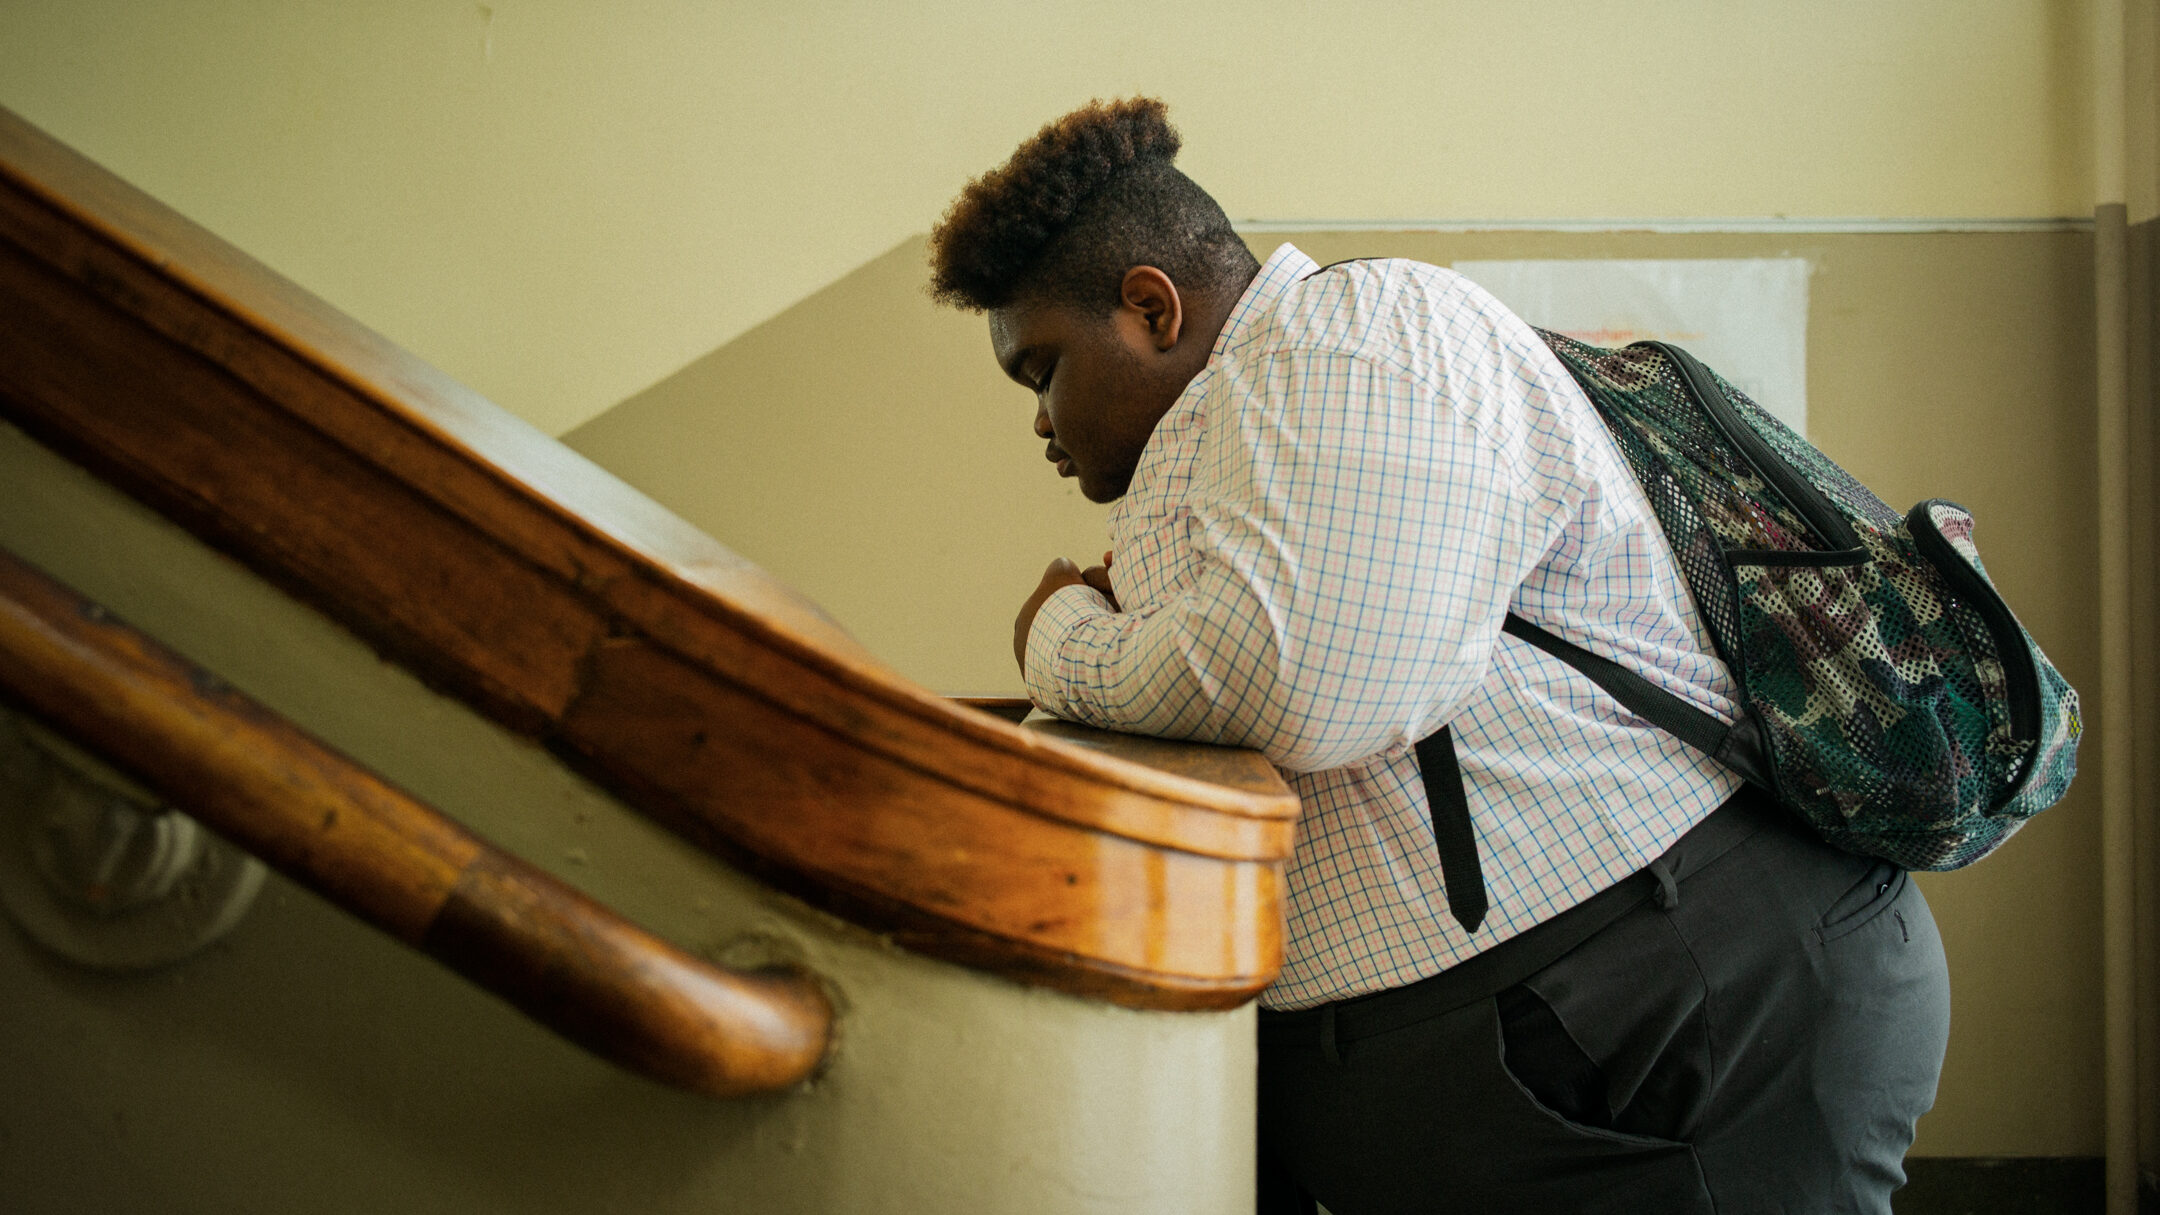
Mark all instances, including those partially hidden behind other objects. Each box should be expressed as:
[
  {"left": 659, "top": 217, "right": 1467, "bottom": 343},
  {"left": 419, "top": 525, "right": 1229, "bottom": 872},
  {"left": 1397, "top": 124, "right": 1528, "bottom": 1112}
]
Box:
[{"left": 1209, "top": 242, "right": 1320, "bottom": 365}]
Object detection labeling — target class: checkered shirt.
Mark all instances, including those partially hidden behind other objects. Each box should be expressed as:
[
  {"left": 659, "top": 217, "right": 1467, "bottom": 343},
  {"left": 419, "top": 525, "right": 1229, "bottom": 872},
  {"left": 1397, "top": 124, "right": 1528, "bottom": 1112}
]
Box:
[{"left": 1025, "top": 243, "right": 1745, "bottom": 1010}]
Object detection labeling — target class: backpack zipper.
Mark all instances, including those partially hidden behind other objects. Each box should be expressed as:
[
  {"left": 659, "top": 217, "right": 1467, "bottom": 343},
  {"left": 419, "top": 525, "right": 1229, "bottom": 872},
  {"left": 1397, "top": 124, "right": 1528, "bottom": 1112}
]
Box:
[
  {"left": 1906, "top": 500, "right": 2043, "bottom": 790},
  {"left": 1643, "top": 341, "right": 1867, "bottom": 563}
]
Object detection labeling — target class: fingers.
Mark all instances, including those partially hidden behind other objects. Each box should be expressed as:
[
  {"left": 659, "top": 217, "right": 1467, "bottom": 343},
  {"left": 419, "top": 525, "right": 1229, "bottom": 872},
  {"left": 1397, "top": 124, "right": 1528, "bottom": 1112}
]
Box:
[
  {"left": 1080, "top": 564, "right": 1120, "bottom": 612},
  {"left": 1040, "top": 557, "right": 1083, "bottom": 590},
  {"left": 1018, "top": 558, "right": 1087, "bottom": 674},
  {"left": 1018, "top": 555, "right": 1120, "bottom": 675}
]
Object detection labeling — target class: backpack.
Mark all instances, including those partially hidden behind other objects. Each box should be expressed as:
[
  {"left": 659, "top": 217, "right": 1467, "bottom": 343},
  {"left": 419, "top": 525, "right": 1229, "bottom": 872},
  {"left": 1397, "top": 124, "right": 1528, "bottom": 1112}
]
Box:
[{"left": 1509, "top": 332, "right": 2081, "bottom": 874}]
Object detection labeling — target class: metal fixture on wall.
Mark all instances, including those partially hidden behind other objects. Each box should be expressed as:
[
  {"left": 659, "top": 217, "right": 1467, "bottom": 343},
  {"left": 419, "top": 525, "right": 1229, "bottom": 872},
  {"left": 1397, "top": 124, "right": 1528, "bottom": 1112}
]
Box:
[{"left": 0, "top": 709, "right": 264, "bottom": 969}]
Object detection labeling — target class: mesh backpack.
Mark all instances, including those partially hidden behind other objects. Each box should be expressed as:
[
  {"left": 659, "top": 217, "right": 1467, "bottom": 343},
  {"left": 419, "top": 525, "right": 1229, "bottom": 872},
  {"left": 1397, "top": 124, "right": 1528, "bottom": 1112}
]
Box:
[{"left": 1419, "top": 332, "right": 2082, "bottom": 933}]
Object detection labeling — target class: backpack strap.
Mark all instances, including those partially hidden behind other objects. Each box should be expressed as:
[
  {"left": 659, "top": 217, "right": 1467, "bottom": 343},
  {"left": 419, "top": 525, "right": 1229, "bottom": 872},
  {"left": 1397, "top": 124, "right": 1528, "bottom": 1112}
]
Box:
[
  {"left": 1502, "top": 613, "right": 1777, "bottom": 791},
  {"left": 1414, "top": 726, "right": 1488, "bottom": 933},
  {"left": 1414, "top": 615, "right": 1774, "bottom": 937}
]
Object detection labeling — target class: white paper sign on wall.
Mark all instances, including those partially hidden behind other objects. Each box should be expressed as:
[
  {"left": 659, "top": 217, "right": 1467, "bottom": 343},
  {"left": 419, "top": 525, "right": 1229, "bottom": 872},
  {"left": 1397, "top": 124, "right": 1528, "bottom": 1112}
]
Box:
[{"left": 1452, "top": 258, "right": 1812, "bottom": 436}]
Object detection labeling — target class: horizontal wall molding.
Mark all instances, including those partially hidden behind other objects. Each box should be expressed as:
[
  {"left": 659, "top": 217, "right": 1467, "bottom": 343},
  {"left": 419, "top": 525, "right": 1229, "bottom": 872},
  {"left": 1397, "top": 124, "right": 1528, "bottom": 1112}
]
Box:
[{"left": 1235, "top": 217, "right": 2096, "bottom": 235}]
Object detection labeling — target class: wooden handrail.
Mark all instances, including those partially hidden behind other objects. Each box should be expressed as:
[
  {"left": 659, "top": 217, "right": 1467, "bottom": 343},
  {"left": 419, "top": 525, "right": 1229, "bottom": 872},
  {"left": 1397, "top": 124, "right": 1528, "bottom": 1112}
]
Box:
[
  {"left": 0, "top": 545, "right": 832, "bottom": 1097},
  {"left": 949, "top": 695, "right": 1036, "bottom": 724},
  {"left": 0, "top": 105, "right": 1299, "bottom": 1009}
]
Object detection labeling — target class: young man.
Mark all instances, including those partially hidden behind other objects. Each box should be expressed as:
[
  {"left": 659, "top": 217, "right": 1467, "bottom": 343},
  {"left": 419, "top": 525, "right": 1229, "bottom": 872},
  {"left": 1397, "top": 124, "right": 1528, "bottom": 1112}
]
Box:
[{"left": 930, "top": 98, "right": 1951, "bottom": 1215}]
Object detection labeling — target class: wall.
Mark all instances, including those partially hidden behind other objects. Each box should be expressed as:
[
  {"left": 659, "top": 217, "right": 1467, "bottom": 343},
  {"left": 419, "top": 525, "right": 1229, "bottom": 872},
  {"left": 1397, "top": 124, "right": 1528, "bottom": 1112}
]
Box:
[{"left": 0, "top": 1, "right": 2104, "bottom": 436}]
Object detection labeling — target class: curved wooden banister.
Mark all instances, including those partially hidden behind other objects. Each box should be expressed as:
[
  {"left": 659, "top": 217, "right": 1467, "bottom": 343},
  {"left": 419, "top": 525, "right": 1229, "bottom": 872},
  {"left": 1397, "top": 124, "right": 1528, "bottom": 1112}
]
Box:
[
  {"left": 0, "top": 544, "right": 832, "bottom": 1096},
  {"left": 0, "top": 106, "right": 1299, "bottom": 1009}
]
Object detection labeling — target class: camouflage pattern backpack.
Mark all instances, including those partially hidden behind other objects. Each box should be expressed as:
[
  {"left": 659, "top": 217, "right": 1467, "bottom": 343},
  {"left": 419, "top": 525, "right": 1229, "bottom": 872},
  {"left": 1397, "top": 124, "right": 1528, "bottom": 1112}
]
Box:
[{"left": 1520, "top": 332, "right": 2080, "bottom": 871}]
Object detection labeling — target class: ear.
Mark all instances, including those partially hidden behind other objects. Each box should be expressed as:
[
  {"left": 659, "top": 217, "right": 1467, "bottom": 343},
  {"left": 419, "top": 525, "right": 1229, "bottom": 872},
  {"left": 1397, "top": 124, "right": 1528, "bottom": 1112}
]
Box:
[{"left": 1118, "top": 266, "right": 1184, "bottom": 352}]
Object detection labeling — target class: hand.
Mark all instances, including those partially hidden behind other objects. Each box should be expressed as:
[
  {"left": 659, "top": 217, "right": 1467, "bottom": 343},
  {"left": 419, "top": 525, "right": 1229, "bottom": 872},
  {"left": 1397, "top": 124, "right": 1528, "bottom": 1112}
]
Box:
[
  {"left": 1015, "top": 557, "right": 1086, "bottom": 674},
  {"left": 1080, "top": 549, "right": 1120, "bottom": 611}
]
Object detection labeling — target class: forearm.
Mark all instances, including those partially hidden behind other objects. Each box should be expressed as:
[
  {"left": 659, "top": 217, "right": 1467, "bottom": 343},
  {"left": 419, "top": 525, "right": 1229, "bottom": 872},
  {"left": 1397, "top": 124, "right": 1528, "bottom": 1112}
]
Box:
[
  {"left": 1023, "top": 557, "right": 1498, "bottom": 773},
  {"left": 1024, "top": 582, "right": 1235, "bottom": 745}
]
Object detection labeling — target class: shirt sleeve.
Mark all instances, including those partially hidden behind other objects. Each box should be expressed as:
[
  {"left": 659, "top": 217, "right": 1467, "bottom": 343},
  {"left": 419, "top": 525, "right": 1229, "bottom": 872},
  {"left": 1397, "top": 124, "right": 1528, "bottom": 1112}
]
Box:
[{"left": 1024, "top": 343, "right": 1574, "bottom": 774}]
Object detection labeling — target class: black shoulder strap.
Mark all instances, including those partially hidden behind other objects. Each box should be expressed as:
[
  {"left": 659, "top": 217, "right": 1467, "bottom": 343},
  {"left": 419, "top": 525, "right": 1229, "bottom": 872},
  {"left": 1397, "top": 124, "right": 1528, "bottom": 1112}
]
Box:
[
  {"left": 1501, "top": 613, "right": 1776, "bottom": 791},
  {"left": 1414, "top": 614, "right": 1774, "bottom": 937},
  {"left": 1414, "top": 726, "right": 1487, "bottom": 934}
]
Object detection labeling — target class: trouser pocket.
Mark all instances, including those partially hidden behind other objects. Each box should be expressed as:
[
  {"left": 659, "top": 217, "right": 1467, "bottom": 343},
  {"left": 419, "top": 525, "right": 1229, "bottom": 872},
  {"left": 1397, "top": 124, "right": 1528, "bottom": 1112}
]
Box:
[
  {"left": 1503, "top": 899, "right": 1715, "bottom": 1144},
  {"left": 1816, "top": 859, "right": 1906, "bottom": 944}
]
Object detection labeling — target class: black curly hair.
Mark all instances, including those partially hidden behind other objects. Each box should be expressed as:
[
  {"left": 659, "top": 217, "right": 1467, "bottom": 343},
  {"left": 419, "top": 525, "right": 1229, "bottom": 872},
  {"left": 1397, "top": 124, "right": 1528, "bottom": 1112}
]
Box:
[{"left": 928, "top": 97, "right": 1257, "bottom": 313}]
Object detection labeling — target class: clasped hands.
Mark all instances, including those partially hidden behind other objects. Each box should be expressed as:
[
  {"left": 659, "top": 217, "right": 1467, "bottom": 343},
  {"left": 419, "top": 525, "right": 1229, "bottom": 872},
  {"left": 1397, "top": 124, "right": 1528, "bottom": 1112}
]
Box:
[{"left": 1012, "top": 551, "right": 1119, "bottom": 675}]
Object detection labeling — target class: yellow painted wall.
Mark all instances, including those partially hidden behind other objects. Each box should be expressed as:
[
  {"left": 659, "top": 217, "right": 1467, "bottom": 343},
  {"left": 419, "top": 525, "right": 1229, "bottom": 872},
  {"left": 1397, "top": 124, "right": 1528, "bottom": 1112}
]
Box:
[{"left": 0, "top": 0, "right": 2108, "bottom": 435}]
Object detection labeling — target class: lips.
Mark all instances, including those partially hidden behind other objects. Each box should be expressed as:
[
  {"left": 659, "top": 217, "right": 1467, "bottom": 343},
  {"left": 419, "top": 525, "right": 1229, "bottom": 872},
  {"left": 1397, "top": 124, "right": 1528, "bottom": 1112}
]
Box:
[{"left": 1046, "top": 443, "right": 1075, "bottom": 478}]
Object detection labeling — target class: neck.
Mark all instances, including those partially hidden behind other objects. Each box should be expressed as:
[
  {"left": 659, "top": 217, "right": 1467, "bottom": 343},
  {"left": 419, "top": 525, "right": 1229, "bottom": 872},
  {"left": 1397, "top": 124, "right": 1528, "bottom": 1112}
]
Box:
[{"left": 1175, "top": 264, "right": 1260, "bottom": 378}]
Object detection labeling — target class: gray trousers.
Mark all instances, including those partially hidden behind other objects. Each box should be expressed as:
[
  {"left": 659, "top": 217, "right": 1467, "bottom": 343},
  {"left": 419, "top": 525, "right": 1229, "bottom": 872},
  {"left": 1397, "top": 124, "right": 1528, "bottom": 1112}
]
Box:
[{"left": 1256, "top": 787, "right": 1952, "bottom": 1215}]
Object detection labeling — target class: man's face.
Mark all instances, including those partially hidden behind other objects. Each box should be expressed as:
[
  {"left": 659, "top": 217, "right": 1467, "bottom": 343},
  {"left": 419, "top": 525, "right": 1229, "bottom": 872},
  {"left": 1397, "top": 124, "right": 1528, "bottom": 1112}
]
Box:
[{"left": 988, "top": 287, "right": 1189, "bottom": 504}]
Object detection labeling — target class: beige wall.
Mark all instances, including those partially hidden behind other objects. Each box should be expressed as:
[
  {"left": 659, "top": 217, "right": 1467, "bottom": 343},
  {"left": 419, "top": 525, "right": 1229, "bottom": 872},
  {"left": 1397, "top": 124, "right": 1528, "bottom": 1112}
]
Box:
[{"left": 0, "top": 0, "right": 2115, "bottom": 436}]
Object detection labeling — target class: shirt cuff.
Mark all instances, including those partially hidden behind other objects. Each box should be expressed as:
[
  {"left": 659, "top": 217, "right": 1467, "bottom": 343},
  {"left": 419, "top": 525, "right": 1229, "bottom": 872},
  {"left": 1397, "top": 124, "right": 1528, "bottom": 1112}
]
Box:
[{"left": 1024, "top": 582, "right": 1116, "bottom": 718}]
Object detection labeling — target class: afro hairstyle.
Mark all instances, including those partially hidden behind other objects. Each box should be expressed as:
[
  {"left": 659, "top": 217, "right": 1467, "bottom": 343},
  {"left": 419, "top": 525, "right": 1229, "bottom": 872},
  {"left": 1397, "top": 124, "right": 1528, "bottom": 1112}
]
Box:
[{"left": 928, "top": 97, "right": 1257, "bottom": 314}]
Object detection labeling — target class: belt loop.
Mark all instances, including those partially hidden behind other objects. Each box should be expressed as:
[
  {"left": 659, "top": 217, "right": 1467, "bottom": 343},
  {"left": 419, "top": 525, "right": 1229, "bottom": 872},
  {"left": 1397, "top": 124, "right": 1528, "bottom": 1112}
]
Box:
[
  {"left": 1648, "top": 857, "right": 1680, "bottom": 911},
  {"left": 1320, "top": 1004, "right": 1343, "bottom": 1066}
]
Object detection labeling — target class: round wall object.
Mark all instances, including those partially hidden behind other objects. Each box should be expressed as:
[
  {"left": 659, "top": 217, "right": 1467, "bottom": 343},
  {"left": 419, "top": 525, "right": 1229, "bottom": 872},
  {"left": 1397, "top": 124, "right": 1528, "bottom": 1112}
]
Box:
[{"left": 0, "top": 711, "right": 265, "bottom": 970}]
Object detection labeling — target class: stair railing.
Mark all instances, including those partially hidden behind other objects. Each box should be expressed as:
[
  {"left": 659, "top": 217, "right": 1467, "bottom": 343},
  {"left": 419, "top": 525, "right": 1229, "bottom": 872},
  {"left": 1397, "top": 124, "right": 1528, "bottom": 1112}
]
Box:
[{"left": 0, "top": 543, "right": 832, "bottom": 1097}]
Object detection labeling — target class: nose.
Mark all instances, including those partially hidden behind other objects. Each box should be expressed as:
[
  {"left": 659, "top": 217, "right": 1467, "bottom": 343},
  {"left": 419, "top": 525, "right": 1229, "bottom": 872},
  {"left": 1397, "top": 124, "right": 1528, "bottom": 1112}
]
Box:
[{"left": 1033, "top": 404, "right": 1053, "bottom": 439}]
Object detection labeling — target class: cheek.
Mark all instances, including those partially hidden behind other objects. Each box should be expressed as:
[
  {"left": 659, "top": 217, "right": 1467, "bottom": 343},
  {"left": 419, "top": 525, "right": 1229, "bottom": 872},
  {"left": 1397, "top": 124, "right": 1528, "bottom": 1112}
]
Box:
[{"left": 1044, "top": 386, "right": 1091, "bottom": 450}]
